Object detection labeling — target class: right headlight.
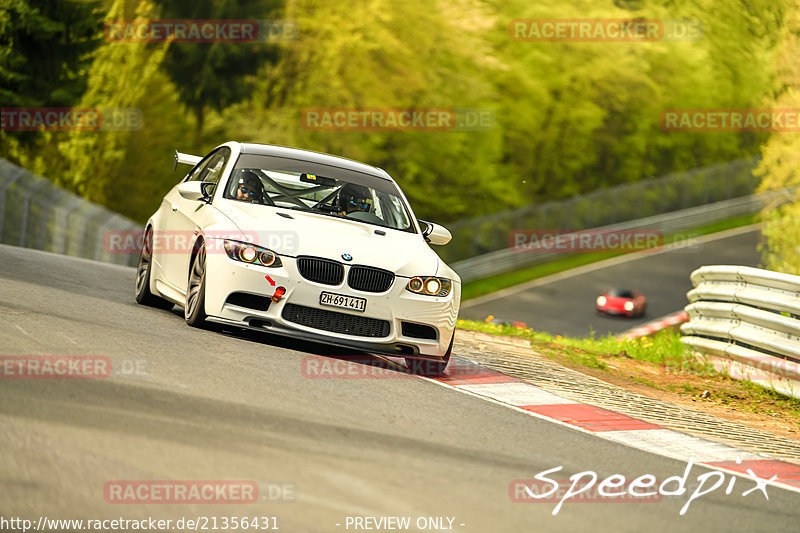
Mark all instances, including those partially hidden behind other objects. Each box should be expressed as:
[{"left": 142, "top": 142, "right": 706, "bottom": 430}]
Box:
[
  {"left": 596, "top": 296, "right": 607, "bottom": 306},
  {"left": 406, "top": 276, "right": 452, "bottom": 297},
  {"left": 223, "top": 240, "right": 283, "bottom": 268}
]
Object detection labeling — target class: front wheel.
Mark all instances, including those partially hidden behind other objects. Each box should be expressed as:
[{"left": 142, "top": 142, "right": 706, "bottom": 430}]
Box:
[
  {"left": 405, "top": 335, "right": 453, "bottom": 376},
  {"left": 185, "top": 244, "right": 208, "bottom": 327},
  {"left": 135, "top": 227, "right": 174, "bottom": 310}
]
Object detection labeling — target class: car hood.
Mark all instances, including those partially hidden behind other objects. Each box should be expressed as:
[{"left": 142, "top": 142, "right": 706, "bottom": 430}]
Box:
[
  {"left": 604, "top": 296, "right": 634, "bottom": 306},
  {"left": 217, "top": 202, "right": 442, "bottom": 276}
]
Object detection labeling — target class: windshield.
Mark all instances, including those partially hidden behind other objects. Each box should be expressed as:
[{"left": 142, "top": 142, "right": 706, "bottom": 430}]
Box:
[
  {"left": 224, "top": 154, "right": 415, "bottom": 233},
  {"left": 609, "top": 289, "right": 635, "bottom": 298}
]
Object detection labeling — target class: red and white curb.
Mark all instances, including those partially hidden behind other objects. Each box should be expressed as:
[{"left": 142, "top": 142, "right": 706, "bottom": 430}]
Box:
[
  {"left": 430, "top": 358, "right": 800, "bottom": 493},
  {"left": 619, "top": 310, "right": 689, "bottom": 339}
]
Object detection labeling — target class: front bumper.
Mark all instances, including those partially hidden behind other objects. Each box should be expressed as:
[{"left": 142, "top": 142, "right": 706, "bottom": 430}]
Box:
[
  {"left": 203, "top": 244, "right": 460, "bottom": 359},
  {"left": 597, "top": 305, "right": 636, "bottom": 317}
]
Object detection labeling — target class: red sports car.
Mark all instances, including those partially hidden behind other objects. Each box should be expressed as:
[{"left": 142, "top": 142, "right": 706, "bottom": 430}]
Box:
[{"left": 596, "top": 288, "right": 646, "bottom": 318}]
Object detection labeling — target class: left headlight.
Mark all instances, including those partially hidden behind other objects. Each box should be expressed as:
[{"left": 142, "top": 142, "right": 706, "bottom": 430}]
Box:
[
  {"left": 223, "top": 240, "right": 282, "bottom": 268},
  {"left": 624, "top": 301, "right": 635, "bottom": 312},
  {"left": 406, "top": 276, "right": 452, "bottom": 297}
]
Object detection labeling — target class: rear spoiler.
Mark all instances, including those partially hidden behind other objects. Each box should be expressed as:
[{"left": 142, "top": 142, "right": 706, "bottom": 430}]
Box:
[{"left": 173, "top": 150, "right": 202, "bottom": 170}]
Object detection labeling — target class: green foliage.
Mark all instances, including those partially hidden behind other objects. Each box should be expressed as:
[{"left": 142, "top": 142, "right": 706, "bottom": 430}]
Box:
[
  {"left": 28, "top": 0, "right": 170, "bottom": 205},
  {"left": 222, "top": 0, "right": 513, "bottom": 222},
  {"left": 156, "top": 0, "right": 284, "bottom": 146},
  {"left": 493, "top": 0, "right": 781, "bottom": 203},
  {"left": 0, "top": 0, "right": 102, "bottom": 108},
  {"left": 1, "top": 0, "right": 796, "bottom": 227},
  {"left": 0, "top": 0, "right": 103, "bottom": 151},
  {"left": 456, "top": 318, "right": 688, "bottom": 366},
  {"left": 107, "top": 68, "right": 194, "bottom": 218},
  {"left": 754, "top": 3, "right": 800, "bottom": 274}
]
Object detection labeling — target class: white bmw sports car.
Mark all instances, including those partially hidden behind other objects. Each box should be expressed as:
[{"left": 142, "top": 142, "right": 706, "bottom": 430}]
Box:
[{"left": 135, "top": 142, "right": 461, "bottom": 373}]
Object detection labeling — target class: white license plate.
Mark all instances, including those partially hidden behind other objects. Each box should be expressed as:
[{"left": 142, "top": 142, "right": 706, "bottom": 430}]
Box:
[{"left": 319, "top": 292, "right": 366, "bottom": 312}]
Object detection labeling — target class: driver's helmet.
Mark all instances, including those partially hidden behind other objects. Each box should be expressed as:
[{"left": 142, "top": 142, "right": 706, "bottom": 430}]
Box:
[
  {"left": 236, "top": 170, "right": 264, "bottom": 203},
  {"left": 338, "top": 183, "right": 372, "bottom": 212}
]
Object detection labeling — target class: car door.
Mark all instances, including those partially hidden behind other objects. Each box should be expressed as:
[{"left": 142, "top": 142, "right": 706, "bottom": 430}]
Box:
[{"left": 160, "top": 147, "right": 231, "bottom": 292}]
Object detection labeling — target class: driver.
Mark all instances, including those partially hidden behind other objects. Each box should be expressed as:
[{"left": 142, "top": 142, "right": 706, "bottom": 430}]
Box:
[
  {"left": 235, "top": 170, "right": 264, "bottom": 204},
  {"left": 337, "top": 183, "right": 372, "bottom": 215}
]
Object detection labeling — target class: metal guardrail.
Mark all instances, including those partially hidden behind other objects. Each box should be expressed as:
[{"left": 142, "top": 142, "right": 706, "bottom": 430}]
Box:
[
  {"left": 680, "top": 265, "right": 800, "bottom": 399},
  {"left": 0, "top": 158, "right": 141, "bottom": 266},
  {"left": 441, "top": 156, "right": 761, "bottom": 264},
  {"left": 0, "top": 155, "right": 777, "bottom": 279},
  {"left": 452, "top": 189, "right": 786, "bottom": 282}
]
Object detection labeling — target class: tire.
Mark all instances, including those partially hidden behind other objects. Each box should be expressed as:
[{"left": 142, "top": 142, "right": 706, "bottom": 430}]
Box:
[
  {"left": 135, "top": 227, "right": 174, "bottom": 310},
  {"left": 405, "top": 335, "right": 453, "bottom": 377},
  {"left": 185, "top": 243, "right": 208, "bottom": 327}
]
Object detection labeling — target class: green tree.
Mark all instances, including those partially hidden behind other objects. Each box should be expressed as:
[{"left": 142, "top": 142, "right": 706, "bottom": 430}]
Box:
[
  {"left": 156, "top": 0, "right": 284, "bottom": 147},
  {"left": 0, "top": 0, "right": 103, "bottom": 154},
  {"left": 6, "top": 0, "right": 793, "bottom": 232},
  {"left": 754, "top": 2, "right": 800, "bottom": 274},
  {"left": 222, "top": 0, "right": 514, "bottom": 222},
  {"left": 0, "top": 0, "right": 102, "bottom": 107},
  {"left": 47, "top": 0, "right": 170, "bottom": 203}
]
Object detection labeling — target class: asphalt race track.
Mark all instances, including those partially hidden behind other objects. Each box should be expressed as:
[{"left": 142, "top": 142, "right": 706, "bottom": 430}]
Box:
[
  {"left": 460, "top": 226, "right": 762, "bottom": 338},
  {"left": 1, "top": 241, "right": 797, "bottom": 532}
]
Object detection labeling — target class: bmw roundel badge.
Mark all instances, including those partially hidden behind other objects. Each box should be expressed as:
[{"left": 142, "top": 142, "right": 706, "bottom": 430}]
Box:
[{"left": 342, "top": 253, "right": 353, "bottom": 261}]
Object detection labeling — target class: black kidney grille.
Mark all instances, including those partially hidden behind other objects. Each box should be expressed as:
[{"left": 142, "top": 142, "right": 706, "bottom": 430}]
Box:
[
  {"left": 297, "top": 256, "right": 344, "bottom": 285},
  {"left": 282, "top": 304, "right": 390, "bottom": 338},
  {"left": 348, "top": 265, "right": 395, "bottom": 293}
]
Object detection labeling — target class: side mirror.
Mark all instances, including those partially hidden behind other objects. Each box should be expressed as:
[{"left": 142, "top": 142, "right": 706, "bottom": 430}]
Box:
[
  {"left": 418, "top": 220, "right": 451, "bottom": 245},
  {"left": 201, "top": 182, "right": 215, "bottom": 198},
  {"left": 177, "top": 181, "right": 211, "bottom": 202}
]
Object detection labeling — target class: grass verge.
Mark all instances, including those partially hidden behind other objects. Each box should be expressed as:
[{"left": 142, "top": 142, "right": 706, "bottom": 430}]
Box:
[
  {"left": 456, "top": 318, "right": 800, "bottom": 436},
  {"left": 461, "top": 213, "right": 758, "bottom": 302}
]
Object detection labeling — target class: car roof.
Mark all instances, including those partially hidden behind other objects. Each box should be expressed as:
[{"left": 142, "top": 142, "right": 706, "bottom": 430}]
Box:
[
  {"left": 608, "top": 288, "right": 637, "bottom": 298},
  {"left": 237, "top": 142, "right": 393, "bottom": 182}
]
